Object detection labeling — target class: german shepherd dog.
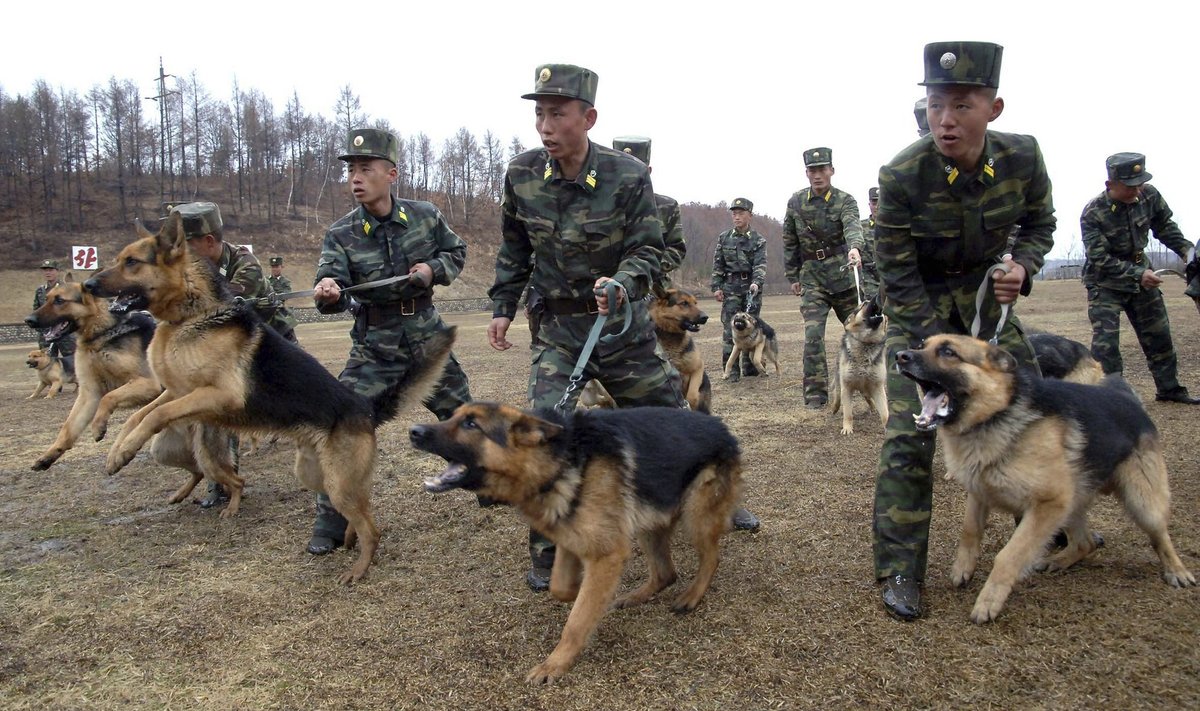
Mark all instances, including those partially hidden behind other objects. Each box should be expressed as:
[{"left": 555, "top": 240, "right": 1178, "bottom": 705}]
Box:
[
  {"left": 830, "top": 297, "right": 888, "bottom": 434},
  {"left": 896, "top": 334, "right": 1195, "bottom": 623},
  {"left": 650, "top": 286, "right": 712, "bottom": 413},
  {"left": 410, "top": 402, "right": 743, "bottom": 683},
  {"left": 723, "top": 312, "right": 780, "bottom": 379},
  {"left": 24, "top": 282, "right": 162, "bottom": 470},
  {"left": 84, "top": 214, "right": 455, "bottom": 584},
  {"left": 25, "top": 348, "right": 77, "bottom": 399},
  {"left": 1028, "top": 332, "right": 1104, "bottom": 384}
]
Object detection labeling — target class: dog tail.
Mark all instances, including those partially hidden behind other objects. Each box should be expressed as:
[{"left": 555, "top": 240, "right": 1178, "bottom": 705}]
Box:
[{"left": 370, "top": 326, "right": 457, "bottom": 426}]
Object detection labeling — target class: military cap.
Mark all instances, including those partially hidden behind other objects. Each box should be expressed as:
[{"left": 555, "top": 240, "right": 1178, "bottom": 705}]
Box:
[
  {"left": 340, "top": 128, "right": 399, "bottom": 165},
  {"left": 868, "top": 187, "right": 879, "bottom": 202},
  {"left": 804, "top": 147, "right": 833, "bottom": 167},
  {"left": 613, "top": 136, "right": 651, "bottom": 165},
  {"left": 171, "top": 201, "right": 223, "bottom": 239},
  {"left": 914, "top": 98, "right": 931, "bottom": 137},
  {"left": 40, "top": 259, "right": 60, "bottom": 269},
  {"left": 920, "top": 41, "right": 1003, "bottom": 89},
  {"left": 269, "top": 256, "right": 284, "bottom": 266},
  {"left": 1106, "top": 152, "right": 1153, "bottom": 186},
  {"left": 730, "top": 197, "right": 754, "bottom": 212},
  {"left": 521, "top": 63, "right": 598, "bottom": 106}
]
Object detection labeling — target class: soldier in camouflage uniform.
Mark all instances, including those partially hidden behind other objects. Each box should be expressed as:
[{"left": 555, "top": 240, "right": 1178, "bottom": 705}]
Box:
[
  {"left": 873, "top": 42, "right": 1055, "bottom": 620},
  {"left": 782, "top": 147, "right": 866, "bottom": 408},
  {"left": 1080, "top": 153, "right": 1199, "bottom": 404},
  {"left": 31, "top": 259, "right": 77, "bottom": 377},
  {"left": 613, "top": 136, "right": 686, "bottom": 290},
  {"left": 309, "top": 127, "right": 473, "bottom": 554},
  {"left": 858, "top": 187, "right": 881, "bottom": 295},
  {"left": 487, "top": 63, "right": 691, "bottom": 591},
  {"left": 267, "top": 256, "right": 292, "bottom": 295},
  {"left": 711, "top": 197, "right": 767, "bottom": 381}
]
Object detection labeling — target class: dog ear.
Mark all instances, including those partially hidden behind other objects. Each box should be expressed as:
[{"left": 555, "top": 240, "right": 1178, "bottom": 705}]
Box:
[
  {"left": 64, "top": 272, "right": 74, "bottom": 283},
  {"left": 134, "top": 216, "right": 154, "bottom": 239},
  {"left": 157, "top": 212, "right": 188, "bottom": 261},
  {"left": 512, "top": 413, "right": 564, "bottom": 447},
  {"left": 987, "top": 343, "right": 1018, "bottom": 373}
]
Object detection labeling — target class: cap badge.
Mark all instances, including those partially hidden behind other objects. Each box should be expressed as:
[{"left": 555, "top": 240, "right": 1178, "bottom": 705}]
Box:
[
  {"left": 622, "top": 147, "right": 632, "bottom": 154},
  {"left": 1133, "top": 164, "right": 1142, "bottom": 173},
  {"left": 353, "top": 135, "right": 364, "bottom": 147},
  {"left": 940, "top": 52, "right": 957, "bottom": 69},
  {"left": 539, "top": 67, "right": 551, "bottom": 83}
]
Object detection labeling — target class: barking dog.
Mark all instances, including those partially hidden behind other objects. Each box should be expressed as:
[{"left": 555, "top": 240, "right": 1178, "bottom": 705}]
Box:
[
  {"left": 830, "top": 297, "right": 888, "bottom": 434},
  {"left": 723, "top": 312, "right": 780, "bottom": 380}
]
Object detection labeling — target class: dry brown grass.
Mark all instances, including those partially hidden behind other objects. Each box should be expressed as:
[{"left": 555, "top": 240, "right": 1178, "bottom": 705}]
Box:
[{"left": 0, "top": 281, "right": 1197, "bottom": 709}]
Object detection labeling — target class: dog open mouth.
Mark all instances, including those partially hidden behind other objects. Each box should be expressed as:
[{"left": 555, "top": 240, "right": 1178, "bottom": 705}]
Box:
[
  {"left": 682, "top": 320, "right": 703, "bottom": 333},
  {"left": 41, "top": 320, "right": 75, "bottom": 342},
  {"left": 424, "top": 462, "right": 469, "bottom": 493},
  {"left": 108, "top": 291, "right": 148, "bottom": 313},
  {"left": 911, "top": 380, "right": 952, "bottom": 431}
]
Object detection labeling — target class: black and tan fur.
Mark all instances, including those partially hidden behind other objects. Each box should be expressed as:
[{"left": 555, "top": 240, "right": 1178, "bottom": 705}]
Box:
[
  {"left": 723, "top": 312, "right": 780, "bottom": 379},
  {"left": 24, "top": 282, "right": 162, "bottom": 470},
  {"left": 1028, "top": 332, "right": 1104, "bottom": 384},
  {"left": 830, "top": 297, "right": 888, "bottom": 434},
  {"left": 897, "top": 334, "right": 1195, "bottom": 623},
  {"left": 25, "top": 348, "right": 77, "bottom": 399},
  {"left": 84, "top": 214, "right": 455, "bottom": 584},
  {"left": 410, "top": 402, "right": 743, "bottom": 683},
  {"left": 650, "top": 286, "right": 712, "bottom": 413}
]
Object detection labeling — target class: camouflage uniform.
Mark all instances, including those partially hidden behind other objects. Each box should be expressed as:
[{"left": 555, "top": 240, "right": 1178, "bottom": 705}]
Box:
[
  {"left": 872, "top": 43, "right": 1056, "bottom": 586},
  {"left": 1081, "top": 155, "right": 1195, "bottom": 400},
  {"left": 613, "top": 136, "right": 686, "bottom": 289},
  {"left": 782, "top": 149, "right": 865, "bottom": 405},
  {"left": 311, "top": 128, "right": 473, "bottom": 543},
  {"left": 267, "top": 258, "right": 293, "bottom": 295},
  {"left": 492, "top": 64, "right": 686, "bottom": 577},
  {"left": 859, "top": 186, "right": 882, "bottom": 294},
  {"left": 31, "top": 264, "right": 77, "bottom": 374},
  {"left": 216, "top": 242, "right": 298, "bottom": 342},
  {"left": 711, "top": 198, "right": 767, "bottom": 378}
]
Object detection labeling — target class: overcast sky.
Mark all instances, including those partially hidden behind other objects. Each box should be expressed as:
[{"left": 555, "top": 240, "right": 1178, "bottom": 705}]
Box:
[{"left": 4, "top": 0, "right": 1196, "bottom": 259}]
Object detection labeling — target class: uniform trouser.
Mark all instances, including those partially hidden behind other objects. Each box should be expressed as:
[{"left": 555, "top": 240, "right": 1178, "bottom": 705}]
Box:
[
  {"left": 872, "top": 313, "right": 1037, "bottom": 582},
  {"left": 526, "top": 310, "right": 687, "bottom": 569},
  {"left": 801, "top": 286, "right": 860, "bottom": 402},
  {"left": 1086, "top": 286, "right": 1185, "bottom": 397},
  {"left": 312, "top": 337, "right": 471, "bottom": 540},
  {"left": 719, "top": 290, "right": 762, "bottom": 375}
]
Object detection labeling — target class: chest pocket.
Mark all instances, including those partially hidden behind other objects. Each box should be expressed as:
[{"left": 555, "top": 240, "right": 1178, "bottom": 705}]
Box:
[
  {"left": 573, "top": 215, "right": 624, "bottom": 280},
  {"left": 910, "top": 216, "right": 962, "bottom": 266}
]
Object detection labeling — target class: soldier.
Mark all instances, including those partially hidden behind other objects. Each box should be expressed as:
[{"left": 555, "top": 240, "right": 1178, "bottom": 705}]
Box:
[
  {"left": 613, "top": 136, "right": 686, "bottom": 290},
  {"left": 711, "top": 197, "right": 767, "bottom": 381},
  {"left": 267, "top": 256, "right": 292, "bottom": 295},
  {"left": 782, "top": 147, "right": 865, "bottom": 409},
  {"left": 1080, "top": 153, "right": 1199, "bottom": 404},
  {"left": 309, "top": 127, "right": 473, "bottom": 555},
  {"left": 858, "top": 187, "right": 881, "bottom": 294},
  {"left": 914, "top": 98, "right": 931, "bottom": 138},
  {"left": 31, "top": 259, "right": 76, "bottom": 376},
  {"left": 873, "top": 41, "right": 1055, "bottom": 619},
  {"left": 174, "top": 201, "right": 299, "bottom": 508}
]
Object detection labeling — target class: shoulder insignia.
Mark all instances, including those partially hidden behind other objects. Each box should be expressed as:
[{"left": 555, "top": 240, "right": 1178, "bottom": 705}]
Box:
[
  {"left": 362, "top": 219, "right": 372, "bottom": 235},
  {"left": 397, "top": 207, "right": 408, "bottom": 224},
  {"left": 946, "top": 167, "right": 959, "bottom": 185},
  {"left": 585, "top": 169, "right": 597, "bottom": 189},
  {"left": 983, "top": 163, "right": 995, "bottom": 179},
  {"left": 544, "top": 161, "right": 553, "bottom": 181}
]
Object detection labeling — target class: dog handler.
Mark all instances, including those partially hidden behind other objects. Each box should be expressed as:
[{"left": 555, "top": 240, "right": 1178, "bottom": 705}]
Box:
[
  {"left": 711, "top": 198, "right": 767, "bottom": 385},
  {"left": 872, "top": 42, "right": 1055, "bottom": 620}
]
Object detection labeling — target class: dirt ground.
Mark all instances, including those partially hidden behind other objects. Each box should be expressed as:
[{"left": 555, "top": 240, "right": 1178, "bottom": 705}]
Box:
[{"left": 0, "top": 280, "right": 1196, "bottom": 710}]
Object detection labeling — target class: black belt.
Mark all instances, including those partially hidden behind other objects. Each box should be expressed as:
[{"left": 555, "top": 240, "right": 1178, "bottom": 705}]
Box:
[
  {"left": 361, "top": 295, "right": 434, "bottom": 326},
  {"left": 544, "top": 296, "right": 600, "bottom": 315},
  {"left": 802, "top": 244, "right": 848, "bottom": 261}
]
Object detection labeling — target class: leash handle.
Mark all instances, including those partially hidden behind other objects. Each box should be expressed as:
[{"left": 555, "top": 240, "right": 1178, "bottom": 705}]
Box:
[
  {"left": 852, "top": 262, "right": 863, "bottom": 306},
  {"left": 971, "top": 261, "right": 1013, "bottom": 345},
  {"left": 553, "top": 281, "right": 632, "bottom": 411}
]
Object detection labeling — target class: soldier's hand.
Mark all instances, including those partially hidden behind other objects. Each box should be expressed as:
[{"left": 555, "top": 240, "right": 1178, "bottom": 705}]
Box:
[
  {"left": 409, "top": 263, "right": 434, "bottom": 287},
  {"left": 790, "top": 282, "right": 803, "bottom": 296},
  {"left": 847, "top": 248, "right": 862, "bottom": 266},
  {"left": 992, "top": 259, "right": 1026, "bottom": 304},
  {"left": 1140, "top": 269, "right": 1163, "bottom": 290},
  {"left": 713, "top": 289, "right": 725, "bottom": 303},
  {"left": 313, "top": 277, "right": 341, "bottom": 306},
  {"left": 488, "top": 317, "right": 513, "bottom": 351},
  {"left": 593, "top": 277, "right": 624, "bottom": 315},
  {"left": 749, "top": 283, "right": 760, "bottom": 295}
]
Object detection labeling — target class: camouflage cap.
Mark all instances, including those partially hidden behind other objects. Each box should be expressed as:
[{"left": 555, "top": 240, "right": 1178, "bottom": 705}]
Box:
[
  {"left": 171, "top": 201, "right": 223, "bottom": 239},
  {"left": 269, "top": 256, "right": 283, "bottom": 266},
  {"left": 613, "top": 135, "right": 651, "bottom": 165},
  {"left": 730, "top": 197, "right": 754, "bottom": 212},
  {"left": 340, "top": 128, "right": 399, "bottom": 165},
  {"left": 914, "top": 98, "right": 931, "bottom": 137},
  {"left": 804, "top": 147, "right": 833, "bottom": 167},
  {"left": 868, "top": 187, "right": 879, "bottom": 202},
  {"left": 40, "top": 259, "right": 60, "bottom": 269},
  {"left": 521, "top": 64, "right": 598, "bottom": 106},
  {"left": 920, "top": 41, "right": 1003, "bottom": 89},
  {"left": 1106, "top": 152, "right": 1153, "bottom": 186}
]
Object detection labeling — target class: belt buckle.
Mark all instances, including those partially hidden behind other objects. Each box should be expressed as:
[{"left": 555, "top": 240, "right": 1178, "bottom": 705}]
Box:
[
  {"left": 815, "top": 248, "right": 826, "bottom": 260},
  {"left": 400, "top": 299, "right": 416, "bottom": 316}
]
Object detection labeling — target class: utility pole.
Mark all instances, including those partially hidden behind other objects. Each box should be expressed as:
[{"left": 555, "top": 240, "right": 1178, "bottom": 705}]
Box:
[{"left": 146, "top": 57, "right": 179, "bottom": 203}]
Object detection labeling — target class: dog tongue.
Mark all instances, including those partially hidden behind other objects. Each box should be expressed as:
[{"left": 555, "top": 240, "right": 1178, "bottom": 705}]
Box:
[
  {"left": 424, "top": 462, "right": 467, "bottom": 493},
  {"left": 43, "top": 322, "right": 71, "bottom": 341},
  {"left": 914, "top": 390, "right": 950, "bottom": 430}
]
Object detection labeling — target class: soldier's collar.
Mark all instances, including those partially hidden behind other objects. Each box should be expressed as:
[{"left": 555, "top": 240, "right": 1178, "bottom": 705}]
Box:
[
  {"left": 543, "top": 141, "right": 600, "bottom": 192},
  {"left": 806, "top": 188, "right": 833, "bottom": 203},
  {"left": 357, "top": 199, "right": 409, "bottom": 235},
  {"left": 940, "top": 136, "right": 997, "bottom": 188},
  {"left": 216, "top": 242, "right": 235, "bottom": 278},
  {"left": 1106, "top": 192, "right": 1140, "bottom": 211}
]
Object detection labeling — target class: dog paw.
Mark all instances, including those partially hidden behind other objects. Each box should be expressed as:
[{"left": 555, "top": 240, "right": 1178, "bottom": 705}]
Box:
[
  {"left": 949, "top": 560, "right": 975, "bottom": 588},
  {"left": 1163, "top": 568, "right": 1196, "bottom": 588},
  {"left": 969, "top": 584, "right": 1010, "bottom": 624},
  {"left": 31, "top": 452, "right": 60, "bottom": 471},
  {"left": 526, "top": 660, "right": 569, "bottom": 684},
  {"left": 105, "top": 447, "right": 135, "bottom": 475},
  {"left": 840, "top": 425, "right": 854, "bottom": 435},
  {"left": 92, "top": 425, "right": 108, "bottom": 442}
]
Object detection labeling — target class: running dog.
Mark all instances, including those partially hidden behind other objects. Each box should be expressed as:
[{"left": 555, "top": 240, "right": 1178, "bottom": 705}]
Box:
[
  {"left": 410, "top": 402, "right": 743, "bottom": 683},
  {"left": 25, "top": 348, "right": 77, "bottom": 399},
  {"left": 84, "top": 213, "right": 455, "bottom": 584},
  {"left": 650, "top": 286, "right": 712, "bottom": 413},
  {"left": 830, "top": 297, "right": 888, "bottom": 434},
  {"left": 723, "top": 312, "right": 780, "bottom": 379},
  {"left": 896, "top": 334, "right": 1195, "bottom": 623}
]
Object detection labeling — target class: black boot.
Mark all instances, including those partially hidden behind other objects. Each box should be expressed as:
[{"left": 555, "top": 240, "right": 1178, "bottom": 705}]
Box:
[
  {"left": 527, "top": 529, "right": 555, "bottom": 592},
  {"left": 307, "top": 493, "right": 346, "bottom": 555},
  {"left": 197, "top": 481, "right": 230, "bottom": 509},
  {"left": 881, "top": 575, "right": 921, "bottom": 620},
  {"left": 731, "top": 507, "right": 760, "bottom": 531}
]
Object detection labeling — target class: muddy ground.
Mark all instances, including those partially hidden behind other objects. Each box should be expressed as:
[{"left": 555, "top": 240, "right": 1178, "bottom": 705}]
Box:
[{"left": 0, "top": 280, "right": 1197, "bottom": 709}]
